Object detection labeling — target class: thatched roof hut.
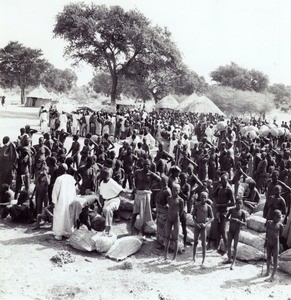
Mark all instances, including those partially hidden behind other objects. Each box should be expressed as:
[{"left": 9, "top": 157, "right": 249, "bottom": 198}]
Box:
[
  {"left": 181, "top": 94, "right": 224, "bottom": 116},
  {"left": 176, "top": 94, "right": 200, "bottom": 111},
  {"left": 155, "top": 95, "right": 178, "bottom": 110},
  {"left": 25, "top": 85, "right": 52, "bottom": 107},
  {"left": 116, "top": 98, "right": 136, "bottom": 110}
]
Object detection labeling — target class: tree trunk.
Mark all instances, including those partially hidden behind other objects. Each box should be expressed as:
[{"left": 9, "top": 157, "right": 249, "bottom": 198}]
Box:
[
  {"left": 150, "top": 91, "right": 160, "bottom": 104},
  {"left": 20, "top": 87, "right": 26, "bottom": 105},
  {"left": 110, "top": 75, "right": 118, "bottom": 106}
]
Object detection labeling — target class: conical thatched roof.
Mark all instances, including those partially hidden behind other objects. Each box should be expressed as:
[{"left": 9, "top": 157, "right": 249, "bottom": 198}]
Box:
[
  {"left": 176, "top": 93, "right": 200, "bottom": 111},
  {"left": 50, "top": 91, "right": 58, "bottom": 101},
  {"left": 26, "top": 85, "right": 51, "bottom": 100},
  {"left": 155, "top": 95, "right": 178, "bottom": 110},
  {"left": 181, "top": 94, "right": 224, "bottom": 115}
]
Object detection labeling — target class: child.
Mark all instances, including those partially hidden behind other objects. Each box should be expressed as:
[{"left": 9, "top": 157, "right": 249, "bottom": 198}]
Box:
[
  {"left": 192, "top": 191, "right": 214, "bottom": 268},
  {"left": 80, "top": 138, "right": 91, "bottom": 166},
  {"left": 34, "top": 160, "right": 50, "bottom": 215},
  {"left": 112, "top": 160, "right": 125, "bottom": 186},
  {"left": 67, "top": 134, "right": 81, "bottom": 169},
  {"left": 164, "top": 184, "right": 184, "bottom": 262},
  {"left": 263, "top": 209, "right": 284, "bottom": 282},
  {"left": 230, "top": 161, "right": 248, "bottom": 199},
  {"left": 31, "top": 203, "right": 54, "bottom": 230},
  {"left": 224, "top": 199, "right": 246, "bottom": 269},
  {"left": 264, "top": 185, "right": 286, "bottom": 221},
  {"left": 243, "top": 181, "right": 260, "bottom": 213}
]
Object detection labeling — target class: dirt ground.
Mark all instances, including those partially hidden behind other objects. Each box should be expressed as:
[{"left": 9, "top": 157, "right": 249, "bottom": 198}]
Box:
[{"left": 0, "top": 105, "right": 291, "bottom": 300}]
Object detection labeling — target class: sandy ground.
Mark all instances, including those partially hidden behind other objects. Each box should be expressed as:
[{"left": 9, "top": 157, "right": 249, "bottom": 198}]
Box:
[{"left": 0, "top": 105, "right": 291, "bottom": 300}]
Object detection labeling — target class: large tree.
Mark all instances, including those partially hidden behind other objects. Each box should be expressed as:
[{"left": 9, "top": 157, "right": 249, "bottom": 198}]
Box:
[
  {"left": 210, "top": 62, "right": 269, "bottom": 92},
  {"left": 0, "top": 41, "right": 49, "bottom": 104},
  {"left": 40, "top": 65, "right": 77, "bottom": 93},
  {"left": 53, "top": 3, "right": 183, "bottom": 105},
  {"left": 89, "top": 72, "right": 112, "bottom": 97},
  {"left": 268, "top": 83, "right": 291, "bottom": 108}
]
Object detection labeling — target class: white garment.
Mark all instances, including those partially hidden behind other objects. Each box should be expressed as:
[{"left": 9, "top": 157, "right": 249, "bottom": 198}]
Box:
[
  {"left": 169, "top": 138, "right": 178, "bottom": 156},
  {"left": 144, "top": 133, "right": 155, "bottom": 149},
  {"left": 85, "top": 115, "right": 90, "bottom": 129},
  {"left": 59, "top": 114, "right": 68, "bottom": 131},
  {"left": 40, "top": 112, "right": 49, "bottom": 133},
  {"left": 182, "top": 124, "right": 190, "bottom": 136},
  {"left": 205, "top": 126, "right": 214, "bottom": 142},
  {"left": 72, "top": 114, "right": 78, "bottom": 135},
  {"left": 100, "top": 178, "right": 123, "bottom": 227},
  {"left": 182, "top": 138, "right": 191, "bottom": 154},
  {"left": 52, "top": 174, "right": 76, "bottom": 237},
  {"left": 100, "top": 178, "right": 123, "bottom": 200},
  {"left": 120, "top": 119, "right": 125, "bottom": 132}
]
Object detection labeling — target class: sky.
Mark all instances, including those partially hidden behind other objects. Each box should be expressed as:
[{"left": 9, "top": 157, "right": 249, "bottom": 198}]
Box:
[{"left": 0, "top": 0, "right": 290, "bottom": 86}]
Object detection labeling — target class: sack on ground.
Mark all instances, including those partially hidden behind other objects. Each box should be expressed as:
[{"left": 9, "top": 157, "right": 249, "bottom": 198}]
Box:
[
  {"left": 106, "top": 236, "right": 143, "bottom": 261},
  {"left": 219, "top": 241, "right": 264, "bottom": 261},
  {"left": 134, "top": 217, "right": 157, "bottom": 234},
  {"left": 237, "top": 243, "right": 264, "bottom": 261},
  {"left": 68, "top": 228, "right": 96, "bottom": 252},
  {"left": 179, "top": 226, "right": 194, "bottom": 243},
  {"left": 239, "top": 229, "right": 265, "bottom": 252},
  {"left": 247, "top": 215, "right": 266, "bottom": 232},
  {"left": 92, "top": 233, "right": 117, "bottom": 253},
  {"left": 280, "top": 249, "right": 291, "bottom": 261},
  {"left": 279, "top": 260, "right": 291, "bottom": 275},
  {"left": 253, "top": 211, "right": 263, "bottom": 217}
]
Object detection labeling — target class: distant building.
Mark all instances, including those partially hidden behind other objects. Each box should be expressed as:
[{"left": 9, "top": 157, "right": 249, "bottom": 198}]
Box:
[{"left": 25, "top": 85, "right": 52, "bottom": 107}]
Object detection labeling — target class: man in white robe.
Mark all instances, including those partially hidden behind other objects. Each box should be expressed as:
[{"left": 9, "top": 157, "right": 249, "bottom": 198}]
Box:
[
  {"left": 52, "top": 164, "right": 76, "bottom": 240},
  {"left": 40, "top": 110, "right": 49, "bottom": 134},
  {"left": 58, "top": 112, "right": 68, "bottom": 132}
]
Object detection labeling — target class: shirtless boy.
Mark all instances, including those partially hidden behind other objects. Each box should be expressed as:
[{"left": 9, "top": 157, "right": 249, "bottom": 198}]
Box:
[
  {"left": 263, "top": 209, "right": 284, "bottom": 282},
  {"left": 164, "top": 184, "right": 184, "bottom": 262},
  {"left": 192, "top": 191, "right": 214, "bottom": 267},
  {"left": 224, "top": 199, "right": 246, "bottom": 269}
]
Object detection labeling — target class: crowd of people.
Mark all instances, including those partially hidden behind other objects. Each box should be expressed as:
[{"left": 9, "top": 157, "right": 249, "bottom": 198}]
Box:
[{"left": 0, "top": 105, "right": 291, "bottom": 282}]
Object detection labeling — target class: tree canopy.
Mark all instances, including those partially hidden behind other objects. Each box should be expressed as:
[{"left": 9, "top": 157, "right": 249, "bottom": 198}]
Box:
[
  {"left": 40, "top": 65, "right": 77, "bottom": 93},
  {"left": 0, "top": 41, "right": 49, "bottom": 104},
  {"left": 54, "top": 3, "right": 188, "bottom": 105},
  {"left": 207, "top": 85, "right": 274, "bottom": 116},
  {"left": 268, "top": 83, "right": 291, "bottom": 109},
  {"left": 210, "top": 62, "right": 269, "bottom": 93}
]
